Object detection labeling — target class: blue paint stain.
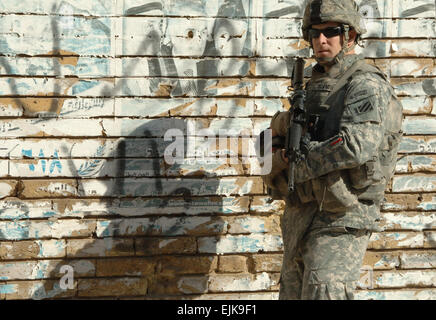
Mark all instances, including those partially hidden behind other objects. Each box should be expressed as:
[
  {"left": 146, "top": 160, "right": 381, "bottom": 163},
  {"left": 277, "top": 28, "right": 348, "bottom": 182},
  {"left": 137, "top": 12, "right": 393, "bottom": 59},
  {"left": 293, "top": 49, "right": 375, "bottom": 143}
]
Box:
[
  {"left": 43, "top": 211, "right": 56, "bottom": 217},
  {"left": 417, "top": 203, "right": 436, "bottom": 211},
  {"left": 13, "top": 80, "right": 32, "bottom": 94},
  {"left": 72, "top": 80, "right": 101, "bottom": 95},
  {"left": 55, "top": 240, "right": 64, "bottom": 251},
  {"left": 22, "top": 149, "right": 33, "bottom": 158},
  {"left": 0, "top": 284, "right": 16, "bottom": 294},
  {"left": 99, "top": 221, "right": 111, "bottom": 237},
  {"left": 23, "top": 149, "right": 62, "bottom": 174},
  {"left": 36, "top": 265, "right": 45, "bottom": 279},
  {"left": 239, "top": 236, "right": 260, "bottom": 252},
  {"left": 1, "top": 222, "right": 29, "bottom": 240},
  {"left": 49, "top": 150, "right": 62, "bottom": 174},
  {"left": 38, "top": 149, "right": 46, "bottom": 172}
]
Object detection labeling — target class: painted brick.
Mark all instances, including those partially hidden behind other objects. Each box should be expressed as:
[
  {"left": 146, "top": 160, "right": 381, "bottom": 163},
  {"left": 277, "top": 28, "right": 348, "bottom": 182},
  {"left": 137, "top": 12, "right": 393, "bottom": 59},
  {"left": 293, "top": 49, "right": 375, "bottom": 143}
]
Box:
[
  {"left": 424, "top": 231, "right": 436, "bottom": 248},
  {"left": 383, "top": 193, "right": 436, "bottom": 211},
  {"left": 0, "top": 57, "right": 112, "bottom": 77},
  {"left": 356, "top": 0, "right": 392, "bottom": 18},
  {"left": 119, "top": 58, "right": 251, "bottom": 77},
  {"left": 250, "top": 197, "right": 286, "bottom": 213},
  {"left": 79, "top": 177, "right": 263, "bottom": 197},
  {"left": 394, "top": 79, "right": 436, "bottom": 97},
  {"left": 66, "top": 238, "right": 135, "bottom": 258},
  {"left": 372, "top": 270, "right": 436, "bottom": 289},
  {"left": 399, "top": 96, "right": 433, "bottom": 114},
  {"left": 0, "top": 219, "right": 96, "bottom": 240},
  {"left": 2, "top": 138, "right": 113, "bottom": 158},
  {"left": 250, "top": 254, "right": 283, "bottom": 273},
  {"left": 355, "top": 289, "right": 436, "bottom": 300},
  {"left": 78, "top": 277, "right": 148, "bottom": 297},
  {"left": 355, "top": 40, "right": 391, "bottom": 58},
  {"left": 363, "top": 251, "right": 400, "bottom": 270},
  {"left": 398, "top": 136, "right": 436, "bottom": 154},
  {"left": 393, "top": 18, "right": 436, "bottom": 38},
  {"left": 147, "top": 274, "right": 208, "bottom": 295},
  {"left": 0, "top": 199, "right": 53, "bottom": 220},
  {"left": 208, "top": 272, "right": 279, "bottom": 292},
  {"left": 389, "top": 39, "right": 436, "bottom": 57},
  {"left": 115, "top": 97, "right": 256, "bottom": 117},
  {"left": 0, "top": 239, "right": 65, "bottom": 259},
  {"left": 176, "top": 275, "right": 209, "bottom": 294},
  {"left": 0, "top": 1, "right": 115, "bottom": 15},
  {"left": 392, "top": 175, "right": 436, "bottom": 192},
  {"left": 218, "top": 255, "right": 248, "bottom": 273},
  {"left": 225, "top": 215, "right": 281, "bottom": 234},
  {"left": 96, "top": 257, "right": 156, "bottom": 277},
  {"left": 380, "top": 211, "right": 436, "bottom": 231},
  {"left": 191, "top": 292, "right": 279, "bottom": 300},
  {"left": 198, "top": 234, "right": 283, "bottom": 254},
  {"left": 393, "top": 0, "right": 436, "bottom": 18},
  {"left": 402, "top": 118, "right": 436, "bottom": 135},
  {"left": 368, "top": 232, "right": 424, "bottom": 249},
  {"left": 95, "top": 216, "right": 227, "bottom": 237},
  {"left": 0, "top": 119, "right": 105, "bottom": 138},
  {"left": 51, "top": 196, "right": 249, "bottom": 218},
  {"left": 7, "top": 159, "right": 249, "bottom": 179},
  {"left": 0, "top": 280, "right": 77, "bottom": 300},
  {"left": 135, "top": 237, "right": 197, "bottom": 256},
  {"left": 0, "top": 180, "right": 18, "bottom": 199},
  {"left": 400, "top": 251, "right": 436, "bottom": 268},
  {"left": 391, "top": 59, "right": 436, "bottom": 77},
  {"left": 158, "top": 256, "right": 218, "bottom": 275},
  {"left": 0, "top": 259, "right": 94, "bottom": 280}
]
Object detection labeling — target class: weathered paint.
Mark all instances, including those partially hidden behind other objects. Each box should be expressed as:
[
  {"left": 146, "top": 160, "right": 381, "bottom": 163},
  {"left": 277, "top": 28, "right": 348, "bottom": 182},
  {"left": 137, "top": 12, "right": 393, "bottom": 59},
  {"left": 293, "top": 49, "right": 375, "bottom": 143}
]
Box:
[
  {"left": 381, "top": 212, "right": 436, "bottom": 231},
  {"left": 0, "top": 0, "right": 434, "bottom": 300}
]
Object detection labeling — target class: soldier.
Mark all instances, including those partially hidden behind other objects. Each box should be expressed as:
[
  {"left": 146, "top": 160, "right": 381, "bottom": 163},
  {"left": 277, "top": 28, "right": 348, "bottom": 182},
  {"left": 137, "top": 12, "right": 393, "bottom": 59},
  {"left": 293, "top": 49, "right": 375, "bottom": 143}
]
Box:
[{"left": 262, "top": 0, "right": 403, "bottom": 299}]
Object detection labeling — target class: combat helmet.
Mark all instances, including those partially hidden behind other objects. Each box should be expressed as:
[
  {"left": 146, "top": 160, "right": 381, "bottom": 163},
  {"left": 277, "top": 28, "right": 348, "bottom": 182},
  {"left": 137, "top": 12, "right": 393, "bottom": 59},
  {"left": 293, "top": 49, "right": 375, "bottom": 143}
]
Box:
[
  {"left": 302, "top": 0, "right": 366, "bottom": 41},
  {"left": 302, "top": 0, "right": 366, "bottom": 65}
]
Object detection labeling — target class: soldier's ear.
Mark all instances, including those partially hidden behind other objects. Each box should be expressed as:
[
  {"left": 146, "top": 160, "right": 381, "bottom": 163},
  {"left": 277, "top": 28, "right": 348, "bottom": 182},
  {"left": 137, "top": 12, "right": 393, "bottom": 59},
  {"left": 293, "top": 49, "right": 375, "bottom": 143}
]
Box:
[{"left": 348, "top": 29, "right": 357, "bottom": 47}]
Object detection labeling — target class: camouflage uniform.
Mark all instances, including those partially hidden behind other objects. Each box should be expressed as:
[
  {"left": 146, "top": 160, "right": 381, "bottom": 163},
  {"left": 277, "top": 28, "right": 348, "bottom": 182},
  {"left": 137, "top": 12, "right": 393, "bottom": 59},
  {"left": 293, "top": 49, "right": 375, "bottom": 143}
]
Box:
[{"left": 262, "top": 0, "right": 403, "bottom": 299}]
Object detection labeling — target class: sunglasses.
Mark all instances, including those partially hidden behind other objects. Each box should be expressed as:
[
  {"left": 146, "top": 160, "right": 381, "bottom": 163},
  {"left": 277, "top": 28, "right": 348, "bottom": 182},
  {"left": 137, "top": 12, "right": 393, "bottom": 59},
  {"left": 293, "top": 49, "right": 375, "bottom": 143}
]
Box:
[{"left": 308, "top": 26, "right": 344, "bottom": 39}]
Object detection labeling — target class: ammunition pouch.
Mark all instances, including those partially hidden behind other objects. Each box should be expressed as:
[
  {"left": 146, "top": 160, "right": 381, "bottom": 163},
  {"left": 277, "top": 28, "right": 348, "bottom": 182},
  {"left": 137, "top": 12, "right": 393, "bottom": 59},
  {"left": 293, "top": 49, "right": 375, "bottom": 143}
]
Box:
[{"left": 348, "top": 131, "right": 402, "bottom": 202}]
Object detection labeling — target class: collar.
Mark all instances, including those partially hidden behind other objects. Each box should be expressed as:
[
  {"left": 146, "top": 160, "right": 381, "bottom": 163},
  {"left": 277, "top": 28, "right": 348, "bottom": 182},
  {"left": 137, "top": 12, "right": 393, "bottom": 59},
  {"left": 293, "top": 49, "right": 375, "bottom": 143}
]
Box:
[{"left": 312, "top": 54, "right": 363, "bottom": 80}]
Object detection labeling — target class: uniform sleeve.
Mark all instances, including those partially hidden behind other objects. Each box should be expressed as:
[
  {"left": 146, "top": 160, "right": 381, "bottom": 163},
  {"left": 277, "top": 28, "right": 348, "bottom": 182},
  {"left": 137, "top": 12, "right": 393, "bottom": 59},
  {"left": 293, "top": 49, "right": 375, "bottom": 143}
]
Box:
[{"left": 294, "top": 75, "right": 390, "bottom": 183}]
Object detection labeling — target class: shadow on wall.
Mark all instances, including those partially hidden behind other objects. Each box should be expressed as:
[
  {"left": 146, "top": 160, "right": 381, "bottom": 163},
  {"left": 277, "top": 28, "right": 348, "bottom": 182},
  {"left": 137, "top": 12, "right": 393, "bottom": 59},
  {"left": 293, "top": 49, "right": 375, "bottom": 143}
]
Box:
[
  {"left": 27, "top": 0, "right": 251, "bottom": 299},
  {"left": 30, "top": 118, "right": 226, "bottom": 299},
  {"left": 0, "top": 0, "right": 312, "bottom": 300}
]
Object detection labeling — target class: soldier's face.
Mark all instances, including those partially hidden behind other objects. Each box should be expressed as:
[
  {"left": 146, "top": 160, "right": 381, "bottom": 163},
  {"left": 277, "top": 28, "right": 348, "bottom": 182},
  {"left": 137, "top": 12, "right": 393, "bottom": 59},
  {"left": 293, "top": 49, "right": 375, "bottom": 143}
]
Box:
[{"left": 310, "top": 21, "right": 344, "bottom": 61}]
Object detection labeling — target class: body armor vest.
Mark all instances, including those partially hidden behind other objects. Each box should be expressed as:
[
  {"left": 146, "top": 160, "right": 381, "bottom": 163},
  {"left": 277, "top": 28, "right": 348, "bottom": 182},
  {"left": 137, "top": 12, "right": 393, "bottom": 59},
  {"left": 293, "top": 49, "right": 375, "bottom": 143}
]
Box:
[{"left": 301, "top": 57, "right": 403, "bottom": 209}]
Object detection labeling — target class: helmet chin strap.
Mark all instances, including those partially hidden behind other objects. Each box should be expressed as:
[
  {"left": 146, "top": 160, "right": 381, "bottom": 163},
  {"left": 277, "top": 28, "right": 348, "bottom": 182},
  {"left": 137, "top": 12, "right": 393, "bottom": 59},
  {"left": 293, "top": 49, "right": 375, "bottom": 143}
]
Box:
[{"left": 313, "top": 25, "right": 355, "bottom": 68}]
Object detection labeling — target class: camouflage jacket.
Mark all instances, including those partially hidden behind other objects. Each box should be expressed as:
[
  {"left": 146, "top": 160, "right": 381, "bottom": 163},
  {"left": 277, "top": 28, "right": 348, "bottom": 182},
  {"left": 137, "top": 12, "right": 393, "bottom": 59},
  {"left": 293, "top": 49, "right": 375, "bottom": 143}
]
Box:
[{"left": 271, "top": 54, "right": 403, "bottom": 230}]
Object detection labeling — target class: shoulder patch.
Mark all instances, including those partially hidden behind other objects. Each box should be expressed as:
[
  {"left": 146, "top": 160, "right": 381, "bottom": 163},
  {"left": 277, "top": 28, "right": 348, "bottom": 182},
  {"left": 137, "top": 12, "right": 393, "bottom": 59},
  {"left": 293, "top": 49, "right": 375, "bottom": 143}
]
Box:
[{"left": 343, "top": 92, "right": 381, "bottom": 124}]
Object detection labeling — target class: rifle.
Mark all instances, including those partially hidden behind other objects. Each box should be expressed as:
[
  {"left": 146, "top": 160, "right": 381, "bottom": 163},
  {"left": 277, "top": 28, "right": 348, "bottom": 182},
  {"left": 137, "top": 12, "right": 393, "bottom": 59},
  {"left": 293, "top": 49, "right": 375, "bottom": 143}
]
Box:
[{"left": 285, "top": 57, "right": 306, "bottom": 193}]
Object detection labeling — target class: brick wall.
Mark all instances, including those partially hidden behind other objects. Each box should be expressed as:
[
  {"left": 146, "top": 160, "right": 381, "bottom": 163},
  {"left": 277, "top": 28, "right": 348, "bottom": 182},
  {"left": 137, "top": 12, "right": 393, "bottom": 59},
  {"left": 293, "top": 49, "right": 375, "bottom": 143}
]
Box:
[{"left": 0, "top": 0, "right": 435, "bottom": 300}]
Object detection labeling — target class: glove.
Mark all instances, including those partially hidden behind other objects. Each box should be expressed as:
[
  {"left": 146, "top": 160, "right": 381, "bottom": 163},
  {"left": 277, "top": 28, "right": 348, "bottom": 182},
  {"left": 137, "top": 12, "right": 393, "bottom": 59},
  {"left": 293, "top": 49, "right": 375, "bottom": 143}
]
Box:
[
  {"left": 270, "top": 111, "right": 290, "bottom": 137},
  {"left": 261, "top": 149, "right": 289, "bottom": 191}
]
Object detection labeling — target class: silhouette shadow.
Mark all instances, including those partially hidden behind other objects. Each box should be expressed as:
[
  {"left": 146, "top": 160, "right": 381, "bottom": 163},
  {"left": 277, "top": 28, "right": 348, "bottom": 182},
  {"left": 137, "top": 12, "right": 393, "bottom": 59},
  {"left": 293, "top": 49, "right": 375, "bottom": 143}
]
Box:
[
  {"left": 27, "top": 0, "right": 252, "bottom": 300},
  {"left": 29, "top": 117, "right": 226, "bottom": 299}
]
